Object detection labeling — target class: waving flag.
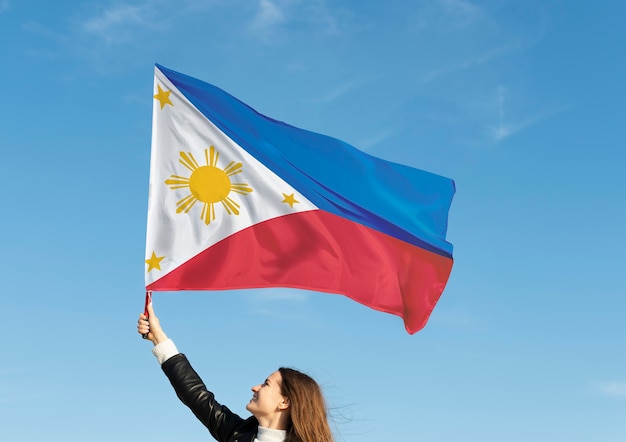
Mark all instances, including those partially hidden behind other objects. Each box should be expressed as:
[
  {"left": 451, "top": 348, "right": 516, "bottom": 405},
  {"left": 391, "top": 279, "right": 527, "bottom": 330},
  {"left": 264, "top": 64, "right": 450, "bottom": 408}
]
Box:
[{"left": 145, "top": 64, "right": 455, "bottom": 333}]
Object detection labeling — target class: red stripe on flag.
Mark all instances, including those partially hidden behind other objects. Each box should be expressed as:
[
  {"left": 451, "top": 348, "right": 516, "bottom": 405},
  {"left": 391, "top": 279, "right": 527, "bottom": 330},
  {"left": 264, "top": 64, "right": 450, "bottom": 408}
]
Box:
[{"left": 147, "top": 211, "right": 452, "bottom": 333}]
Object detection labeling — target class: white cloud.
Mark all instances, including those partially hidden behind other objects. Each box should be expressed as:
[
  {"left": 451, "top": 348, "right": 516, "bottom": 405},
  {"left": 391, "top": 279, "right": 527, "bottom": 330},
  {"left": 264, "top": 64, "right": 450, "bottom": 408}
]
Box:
[
  {"left": 83, "top": 4, "right": 145, "bottom": 32},
  {"left": 305, "top": 0, "right": 342, "bottom": 36},
  {"left": 439, "top": 0, "right": 480, "bottom": 23},
  {"left": 357, "top": 127, "right": 398, "bottom": 151},
  {"left": 488, "top": 85, "right": 509, "bottom": 141},
  {"left": 23, "top": 20, "right": 67, "bottom": 43},
  {"left": 248, "top": 0, "right": 349, "bottom": 40},
  {"left": 421, "top": 41, "right": 522, "bottom": 84},
  {"left": 250, "top": 0, "right": 285, "bottom": 34},
  {"left": 598, "top": 381, "right": 626, "bottom": 398},
  {"left": 81, "top": 3, "right": 148, "bottom": 44},
  {"left": 311, "top": 76, "right": 377, "bottom": 105},
  {"left": 77, "top": 0, "right": 221, "bottom": 45},
  {"left": 410, "top": 0, "right": 481, "bottom": 32},
  {"left": 486, "top": 86, "right": 566, "bottom": 142}
]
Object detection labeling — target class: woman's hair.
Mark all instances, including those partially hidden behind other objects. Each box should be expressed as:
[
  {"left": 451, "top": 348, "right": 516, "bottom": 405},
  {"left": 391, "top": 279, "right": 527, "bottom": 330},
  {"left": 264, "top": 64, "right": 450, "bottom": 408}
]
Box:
[{"left": 278, "top": 367, "right": 333, "bottom": 442}]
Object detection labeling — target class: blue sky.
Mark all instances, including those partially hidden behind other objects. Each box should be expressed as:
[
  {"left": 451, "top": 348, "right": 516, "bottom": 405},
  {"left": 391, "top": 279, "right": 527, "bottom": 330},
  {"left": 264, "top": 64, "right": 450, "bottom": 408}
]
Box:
[{"left": 1, "top": 1, "right": 625, "bottom": 441}]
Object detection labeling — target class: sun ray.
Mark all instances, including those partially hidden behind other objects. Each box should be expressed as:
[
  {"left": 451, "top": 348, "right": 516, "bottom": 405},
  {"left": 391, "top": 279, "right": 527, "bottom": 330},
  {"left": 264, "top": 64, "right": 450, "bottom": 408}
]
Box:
[
  {"left": 224, "top": 162, "right": 243, "bottom": 176},
  {"left": 176, "top": 194, "right": 198, "bottom": 213},
  {"left": 208, "top": 145, "right": 219, "bottom": 167},
  {"left": 231, "top": 183, "right": 253, "bottom": 194},
  {"left": 200, "top": 202, "right": 215, "bottom": 225},
  {"left": 180, "top": 151, "right": 200, "bottom": 171},
  {"left": 165, "top": 175, "right": 191, "bottom": 189},
  {"left": 221, "top": 196, "right": 240, "bottom": 215}
]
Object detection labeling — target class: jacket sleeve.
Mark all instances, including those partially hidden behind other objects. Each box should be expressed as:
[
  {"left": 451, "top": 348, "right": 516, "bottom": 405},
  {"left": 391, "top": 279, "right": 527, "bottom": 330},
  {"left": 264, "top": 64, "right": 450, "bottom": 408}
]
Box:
[{"left": 161, "top": 353, "right": 254, "bottom": 442}]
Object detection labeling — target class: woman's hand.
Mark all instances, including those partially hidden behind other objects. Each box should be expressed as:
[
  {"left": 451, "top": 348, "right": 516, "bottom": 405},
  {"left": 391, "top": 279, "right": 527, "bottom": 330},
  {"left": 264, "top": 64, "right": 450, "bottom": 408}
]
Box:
[{"left": 137, "top": 302, "right": 168, "bottom": 345}]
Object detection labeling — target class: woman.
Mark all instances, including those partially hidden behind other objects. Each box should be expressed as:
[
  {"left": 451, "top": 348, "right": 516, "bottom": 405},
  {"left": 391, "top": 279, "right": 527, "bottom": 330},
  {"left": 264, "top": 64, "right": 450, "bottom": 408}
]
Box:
[{"left": 137, "top": 303, "right": 334, "bottom": 442}]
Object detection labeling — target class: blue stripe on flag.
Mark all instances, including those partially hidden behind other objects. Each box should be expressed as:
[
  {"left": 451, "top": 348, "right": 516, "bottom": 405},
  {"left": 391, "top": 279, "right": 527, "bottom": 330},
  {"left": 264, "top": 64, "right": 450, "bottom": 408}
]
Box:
[{"left": 156, "top": 64, "right": 455, "bottom": 258}]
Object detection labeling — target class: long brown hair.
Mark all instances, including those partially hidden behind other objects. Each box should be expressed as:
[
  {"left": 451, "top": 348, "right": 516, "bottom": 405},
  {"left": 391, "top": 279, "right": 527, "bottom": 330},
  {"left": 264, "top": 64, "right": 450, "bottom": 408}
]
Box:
[{"left": 278, "top": 367, "right": 333, "bottom": 442}]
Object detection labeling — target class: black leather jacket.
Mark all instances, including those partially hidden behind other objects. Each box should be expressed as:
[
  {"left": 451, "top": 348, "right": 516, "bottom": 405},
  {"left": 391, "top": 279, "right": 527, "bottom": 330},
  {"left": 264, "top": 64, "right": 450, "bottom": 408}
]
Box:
[{"left": 162, "top": 353, "right": 259, "bottom": 442}]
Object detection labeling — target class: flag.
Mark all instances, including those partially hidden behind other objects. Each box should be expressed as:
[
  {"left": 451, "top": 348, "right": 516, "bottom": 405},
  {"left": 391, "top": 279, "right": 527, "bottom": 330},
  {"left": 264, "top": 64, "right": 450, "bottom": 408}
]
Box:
[{"left": 146, "top": 64, "right": 455, "bottom": 334}]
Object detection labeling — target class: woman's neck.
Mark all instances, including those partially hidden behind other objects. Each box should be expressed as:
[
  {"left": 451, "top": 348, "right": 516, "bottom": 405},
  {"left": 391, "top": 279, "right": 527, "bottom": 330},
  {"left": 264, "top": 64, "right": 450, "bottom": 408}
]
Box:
[{"left": 256, "top": 411, "right": 290, "bottom": 431}]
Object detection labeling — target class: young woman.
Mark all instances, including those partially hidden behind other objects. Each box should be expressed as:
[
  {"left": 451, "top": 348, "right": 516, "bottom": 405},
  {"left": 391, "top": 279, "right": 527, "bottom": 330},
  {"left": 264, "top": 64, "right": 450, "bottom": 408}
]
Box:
[{"left": 137, "top": 303, "right": 334, "bottom": 442}]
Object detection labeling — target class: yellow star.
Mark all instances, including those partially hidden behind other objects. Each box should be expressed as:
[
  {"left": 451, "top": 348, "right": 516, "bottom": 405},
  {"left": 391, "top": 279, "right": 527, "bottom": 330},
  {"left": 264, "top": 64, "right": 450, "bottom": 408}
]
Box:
[
  {"left": 145, "top": 251, "right": 165, "bottom": 272},
  {"left": 281, "top": 192, "right": 299, "bottom": 208},
  {"left": 153, "top": 84, "right": 173, "bottom": 109}
]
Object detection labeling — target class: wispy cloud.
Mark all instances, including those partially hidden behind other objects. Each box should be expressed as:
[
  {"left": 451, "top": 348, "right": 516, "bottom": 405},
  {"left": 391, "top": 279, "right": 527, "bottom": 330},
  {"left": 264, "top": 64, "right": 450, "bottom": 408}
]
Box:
[
  {"left": 249, "top": 0, "right": 285, "bottom": 35},
  {"left": 23, "top": 20, "right": 67, "bottom": 44},
  {"left": 439, "top": 0, "right": 480, "bottom": 24},
  {"left": 311, "top": 76, "right": 377, "bottom": 105},
  {"left": 357, "top": 127, "right": 398, "bottom": 151},
  {"left": 248, "top": 0, "right": 348, "bottom": 41},
  {"left": 0, "top": 1, "right": 9, "bottom": 14},
  {"left": 305, "top": 0, "right": 342, "bottom": 36},
  {"left": 596, "top": 381, "right": 626, "bottom": 398},
  {"left": 488, "top": 85, "right": 512, "bottom": 141},
  {"left": 486, "top": 86, "right": 566, "bottom": 142},
  {"left": 21, "top": 20, "right": 67, "bottom": 61},
  {"left": 421, "top": 41, "right": 522, "bottom": 84},
  {"left": 81, "top": 3, "right": 150, "bottom": 44},
  {"left": 410, "top": 0, "right": 482, "bottom": 32},
  {"left": 76, "top": 0, "right": 220, "bottom": 46}
]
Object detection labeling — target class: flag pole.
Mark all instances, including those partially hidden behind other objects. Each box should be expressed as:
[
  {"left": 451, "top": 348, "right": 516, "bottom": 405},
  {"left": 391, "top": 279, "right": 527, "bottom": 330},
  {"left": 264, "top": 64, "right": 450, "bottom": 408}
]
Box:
[{"left": 142, "top": 290, "right": 152, "bottom": 339}]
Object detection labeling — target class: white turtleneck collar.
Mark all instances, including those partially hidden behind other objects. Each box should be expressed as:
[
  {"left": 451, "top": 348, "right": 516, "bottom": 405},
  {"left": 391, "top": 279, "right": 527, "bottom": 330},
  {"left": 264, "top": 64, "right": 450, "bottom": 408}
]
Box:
[{"left": 255, "top": 426, "right": 287, "bottom": 442}]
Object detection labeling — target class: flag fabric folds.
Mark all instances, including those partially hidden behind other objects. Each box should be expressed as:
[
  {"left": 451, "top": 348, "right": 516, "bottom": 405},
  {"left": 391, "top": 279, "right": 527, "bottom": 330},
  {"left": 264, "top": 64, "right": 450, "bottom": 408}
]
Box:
[{"left": 146, "top": 64, "right": 455, "bottom": 334}]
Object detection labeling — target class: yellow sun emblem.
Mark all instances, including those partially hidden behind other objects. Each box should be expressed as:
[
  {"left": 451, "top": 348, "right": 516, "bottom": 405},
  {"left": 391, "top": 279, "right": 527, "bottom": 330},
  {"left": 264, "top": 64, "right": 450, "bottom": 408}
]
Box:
[{"left": 165, "top": 146, "right": 253, "bottom": 225}]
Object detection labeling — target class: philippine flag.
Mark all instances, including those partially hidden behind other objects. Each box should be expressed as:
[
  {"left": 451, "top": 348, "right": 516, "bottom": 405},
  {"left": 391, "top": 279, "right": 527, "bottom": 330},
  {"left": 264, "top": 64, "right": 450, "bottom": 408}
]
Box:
[{"left": 145, "top": 64, "right": 455, "bottom": 334}]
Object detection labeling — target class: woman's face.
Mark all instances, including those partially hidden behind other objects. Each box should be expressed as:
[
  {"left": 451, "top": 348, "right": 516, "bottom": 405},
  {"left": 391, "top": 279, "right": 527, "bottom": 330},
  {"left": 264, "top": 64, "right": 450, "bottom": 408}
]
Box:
[{"left": 246, "top": 371, "right": 288, "bottom": 419}]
